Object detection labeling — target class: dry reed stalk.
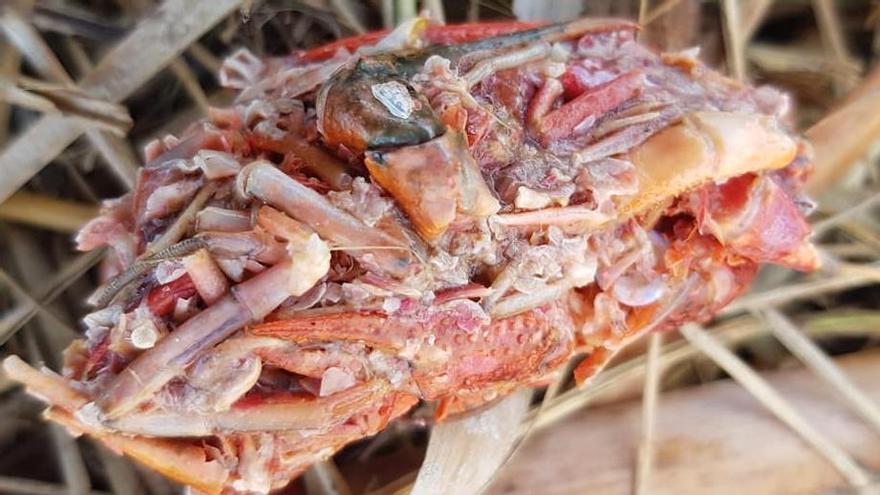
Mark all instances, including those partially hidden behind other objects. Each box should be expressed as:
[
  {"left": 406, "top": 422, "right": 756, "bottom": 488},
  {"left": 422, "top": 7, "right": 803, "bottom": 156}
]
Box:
[
  {"left": 679, "top": 323, "right": 872, "bottom": 488},
  {"left": 93, "top": 444, "right": 147, "bottom": 495},
  {"left": 167, "top": 59, "right": 210, "bottom": 115},
  {"left": 0, "top": 250, "right": 103, "bottom": 344},
  {"left": 721, "top": 0, "right": 747, "bottom": 81},
  {"left": 806, "top": 63, "right": 880, "bottom": 194},
  {"left": 528, "top": 309, "right": 880, "bottom": 434},
  {"left": 812, "top": 0, "right": 860, "bottom": 93},
  {"left": 759, "top": 308, "right": 880, "bottom": 437},
  {"left": 304, "top": 461, "right": 354, "bottom": 495},
  {"left": 821, "top": 242, "right": 876, "bottom": 258},
  {"left": 0, "top": 476, "right": 110, "bottom": 495},
  {"left": 0, "top": 4, "right": 140, "bottom": 186},
  {"left": 329, "top": 0, "right": 366, "bottom": 34},
  {"left": 490, "top": 350, "right": 880, "bottom": 495},
  {"left": 812, "top": 191, "right": 880, "bottom": 235},
  {"left": 424, "top": 0, "right": 445, "bottom": 23},
  {"left": 741, "top": 0, "right": 773, "bottom": 40},
  {"left": 467, "top": 0, "right": 479, "bottom": 22},
  {"left": 840, "top": 221, "right": 880, "bottom": 254},
  {"left": 187, "top": 43, "right": 223, "bottom": 74},
  {"left": 0, "top": 269, "right": 78, "bottom": 344},
  {"left": 633, "top": 332, "right": 662, "bottom": 495},
  {"left": 0, "top": 39, "right": 18, "bottom": 146},
  {"left": 0, "top": 191, "right": 97, "bottom": 232},
  {"left": 0, "top": 0, "right": 242, "bottom": 203},
  {"left": 394, "top": 0, "right": 417, "bottom": 24},
  {"left": 9, "top": 77, "right": 132, "bottom": 135},
  {"left": 720, "top": 265, "right": 880, "bottom": 315},
  {"left": 408, "top": 390, "right": 532, "bottom": 495},
  {"left": 639, "top": 0, "right": 684, "bottom": 27}
]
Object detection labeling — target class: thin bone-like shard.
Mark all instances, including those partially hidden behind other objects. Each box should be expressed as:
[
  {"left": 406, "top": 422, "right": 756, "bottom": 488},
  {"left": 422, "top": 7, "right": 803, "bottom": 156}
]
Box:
[
  {"left": 241, "top": 161, "right": 412, "bottom": 277},
  {"left": 98, "top": 260, "right": 304, "bottom": 418},
  {"left": 106, "top": 380, "right": 392, "bottom": 436}
]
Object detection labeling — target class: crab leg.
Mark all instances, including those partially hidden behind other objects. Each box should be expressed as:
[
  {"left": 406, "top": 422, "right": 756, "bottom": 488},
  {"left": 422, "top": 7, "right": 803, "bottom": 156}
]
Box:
[
  {"left": 493, "top": 206, "right": 610, "bottom": 231},
  {"left": 106, "top": 380, "right": 395, "bottom": 437},
  {"left": 530, "top": 71, "right": 644, "bottom": 147},
  {"left": 182, "top": 248, "right": 228, "bottom": 305},
  {"left": 435, "top": 18, "right": 636, "bottom": 62},
  {"left": 299, "top": 21, "right": 550, "bottom": 63},
  {"left": 463, "top": 42, "right": 551, "bottom": 88},
  {"left": 47, "top": 408, "right": 229, "bottom": 495},
  {"left": 3, "top": 357, "right": 229, "bottom": 495},
  {"left": 246, "top": 133, "right": 351, "bottom": 191},
  {"left": 3, "top": 355, "right": 88, "bottom": 411},
  {"left": 98, "top": 236, "right": 331, "bottom": 418},
  {"left": 250, "top": 302, "right": 575, "bottom": 400},
  {"left": 251, "top": 342, "right": 368, "bottom": 381},
  {"left": 195, "top": 207, "right": 252, "bottom": 233},
  {"left": 199, "top": 229, "right": 286, "bottom": 264},
  {"left": 251, "top": 310, "right": 410, "bottom": 352},
  {"left": 88, "top": 226, "right": 284, "bottom": 309},
  {"left": 240, "top": 161, "right": 412, "bottom": 277},
  {"left": 498, "top": 111, "right": 800, "bottom": 236},
  {"left": 256, "top": 206, "right": 314, "bottom": 244}
]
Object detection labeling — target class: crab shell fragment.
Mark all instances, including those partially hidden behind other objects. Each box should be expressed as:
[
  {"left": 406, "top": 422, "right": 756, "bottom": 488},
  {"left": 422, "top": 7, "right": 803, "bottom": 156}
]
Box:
[{"left": 4, "top": 17, "right": 818, "bottom": 494}]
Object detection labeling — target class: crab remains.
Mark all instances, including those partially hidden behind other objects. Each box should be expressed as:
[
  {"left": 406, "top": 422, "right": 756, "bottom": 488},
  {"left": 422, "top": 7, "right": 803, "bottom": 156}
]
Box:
[{"left": 4, "top": 17, "right": 818, "bottom": 494}]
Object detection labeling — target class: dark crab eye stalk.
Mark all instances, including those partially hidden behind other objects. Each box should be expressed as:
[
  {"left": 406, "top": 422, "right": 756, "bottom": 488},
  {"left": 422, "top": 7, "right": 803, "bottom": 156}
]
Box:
[{"left": 317, "top": 56, "right": 446, "bottom": 154}]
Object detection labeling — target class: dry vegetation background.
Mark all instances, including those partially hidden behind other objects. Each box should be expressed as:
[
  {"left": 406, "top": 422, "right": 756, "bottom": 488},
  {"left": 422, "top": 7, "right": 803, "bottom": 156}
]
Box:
[{"left": 0, "top": 1, "right": 879, "bottom": 494}]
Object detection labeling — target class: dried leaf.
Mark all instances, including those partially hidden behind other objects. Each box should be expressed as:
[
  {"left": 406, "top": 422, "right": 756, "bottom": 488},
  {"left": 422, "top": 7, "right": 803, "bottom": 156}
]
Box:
[{"left": 410, "top": 390, "right": 532, "bottom": 495}]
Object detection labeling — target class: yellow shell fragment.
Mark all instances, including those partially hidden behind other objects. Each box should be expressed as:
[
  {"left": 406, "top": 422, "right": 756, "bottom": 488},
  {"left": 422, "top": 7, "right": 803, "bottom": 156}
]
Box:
[{"left": 621, "top": 111, "right": 798, "bottom": 218}]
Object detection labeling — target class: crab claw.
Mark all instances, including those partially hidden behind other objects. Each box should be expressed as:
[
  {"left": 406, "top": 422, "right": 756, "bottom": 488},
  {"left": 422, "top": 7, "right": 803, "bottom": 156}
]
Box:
[
  {"left": 249, "top": 300, "right": 574, "bottom": 404},
  {"left": 529, "top": 71, "right": 644, "bottom": 147},
  {"left": 365, "top": 132, "right": 500, "bottom": 241}
]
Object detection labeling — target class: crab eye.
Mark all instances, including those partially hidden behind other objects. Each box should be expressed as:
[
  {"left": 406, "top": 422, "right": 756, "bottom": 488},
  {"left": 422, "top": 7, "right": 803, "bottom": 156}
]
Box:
[{"left": 317, "top": 66, "right": 445, "bottom": 153}]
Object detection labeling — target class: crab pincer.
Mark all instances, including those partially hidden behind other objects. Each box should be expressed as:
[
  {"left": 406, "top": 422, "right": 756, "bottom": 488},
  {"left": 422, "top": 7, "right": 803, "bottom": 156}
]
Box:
[{"left": 249, "top": 299, "right": 575, "bottom": 410}]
